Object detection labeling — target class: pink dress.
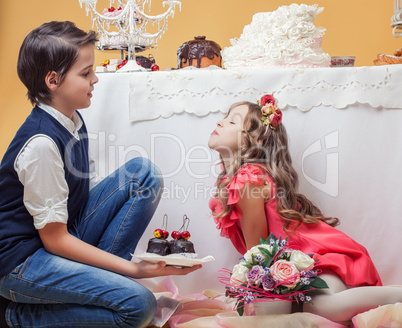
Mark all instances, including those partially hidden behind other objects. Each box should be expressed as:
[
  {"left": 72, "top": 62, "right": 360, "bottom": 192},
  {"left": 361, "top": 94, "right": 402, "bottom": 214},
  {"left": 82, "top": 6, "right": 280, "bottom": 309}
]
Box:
[{"left": 209, "top": 164, "right": 382, "bottom": 287}]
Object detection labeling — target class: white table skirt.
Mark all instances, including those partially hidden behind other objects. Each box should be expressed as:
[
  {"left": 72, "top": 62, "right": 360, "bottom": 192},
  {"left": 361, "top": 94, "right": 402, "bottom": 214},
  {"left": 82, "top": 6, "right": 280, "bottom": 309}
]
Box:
[
  {"left": 128, "top": 65, "right": 402, "bottom": 121},
  {"left": 81, "top": 68, "right": 402, "bottom": 295}
]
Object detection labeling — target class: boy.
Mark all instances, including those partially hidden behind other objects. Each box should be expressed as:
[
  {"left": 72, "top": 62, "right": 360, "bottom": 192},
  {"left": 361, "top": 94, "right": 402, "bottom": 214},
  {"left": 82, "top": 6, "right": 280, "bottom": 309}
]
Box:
[{"left": 0, "top": 21, "right": 199, "bottom": 328}]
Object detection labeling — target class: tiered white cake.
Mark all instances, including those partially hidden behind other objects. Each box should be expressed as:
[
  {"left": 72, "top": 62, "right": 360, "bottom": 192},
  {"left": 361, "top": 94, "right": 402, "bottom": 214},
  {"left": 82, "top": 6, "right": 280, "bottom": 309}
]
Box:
[{"left": 222, "top": 4, "right": 331, "bottom": 69}]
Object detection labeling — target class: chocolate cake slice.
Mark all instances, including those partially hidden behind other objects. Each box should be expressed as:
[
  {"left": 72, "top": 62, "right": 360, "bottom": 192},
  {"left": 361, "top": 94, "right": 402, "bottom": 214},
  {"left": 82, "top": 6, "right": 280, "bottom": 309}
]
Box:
[{"left": 146, "top": 238, "right": 170, "bottom": 256}]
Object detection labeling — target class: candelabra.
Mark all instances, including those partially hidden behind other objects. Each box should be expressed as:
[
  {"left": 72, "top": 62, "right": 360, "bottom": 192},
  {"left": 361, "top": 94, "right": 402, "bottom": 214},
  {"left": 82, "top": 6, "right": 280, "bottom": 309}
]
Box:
[
  {"left": 392, "top": 0, "right": 402, "bottom": 37},
  {"left": 79, "top": 0, "right": 181, "bottom": 71}
]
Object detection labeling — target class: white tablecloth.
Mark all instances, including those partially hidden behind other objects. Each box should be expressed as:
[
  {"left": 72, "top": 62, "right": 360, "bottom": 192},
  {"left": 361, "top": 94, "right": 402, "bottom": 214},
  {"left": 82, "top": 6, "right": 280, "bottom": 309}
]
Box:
[{"left": 81, "top": 66, "right": 402, "bottom": 295}]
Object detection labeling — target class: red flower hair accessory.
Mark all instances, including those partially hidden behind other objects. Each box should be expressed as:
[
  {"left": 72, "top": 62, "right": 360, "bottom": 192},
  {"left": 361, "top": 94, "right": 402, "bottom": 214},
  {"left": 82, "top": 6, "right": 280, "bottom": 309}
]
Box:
[{"left": 257, "top": 94, "right": 282, "bottom": 130}]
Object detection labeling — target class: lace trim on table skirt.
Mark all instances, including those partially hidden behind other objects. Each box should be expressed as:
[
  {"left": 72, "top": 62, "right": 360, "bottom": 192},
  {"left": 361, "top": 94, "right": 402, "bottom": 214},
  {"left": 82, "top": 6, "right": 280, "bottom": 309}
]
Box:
[{"left": 129, "top": 65, "right": 402, "bottom": 122}]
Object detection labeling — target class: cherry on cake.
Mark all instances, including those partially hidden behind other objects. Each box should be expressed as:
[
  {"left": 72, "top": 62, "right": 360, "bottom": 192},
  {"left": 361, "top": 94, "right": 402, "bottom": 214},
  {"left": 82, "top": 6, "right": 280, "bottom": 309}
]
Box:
[
  {"left": 169, "top": 229, "right": 196, "bottom": 257},
  {"left": 146, "top": 222, "right": 170, "bottom": 256}
]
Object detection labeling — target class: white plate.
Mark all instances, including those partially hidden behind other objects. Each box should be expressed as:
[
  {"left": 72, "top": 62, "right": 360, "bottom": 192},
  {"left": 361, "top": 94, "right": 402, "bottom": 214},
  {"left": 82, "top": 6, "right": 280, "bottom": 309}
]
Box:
[{"left": 136, "top": 253, "right": 215, "bottom": 267}]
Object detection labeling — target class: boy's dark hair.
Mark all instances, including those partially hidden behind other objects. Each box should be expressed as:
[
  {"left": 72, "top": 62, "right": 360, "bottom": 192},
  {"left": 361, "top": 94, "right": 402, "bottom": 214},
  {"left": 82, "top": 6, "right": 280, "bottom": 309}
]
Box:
[{"left": 17, "top": 21, "right": 98, "bottom": 105}]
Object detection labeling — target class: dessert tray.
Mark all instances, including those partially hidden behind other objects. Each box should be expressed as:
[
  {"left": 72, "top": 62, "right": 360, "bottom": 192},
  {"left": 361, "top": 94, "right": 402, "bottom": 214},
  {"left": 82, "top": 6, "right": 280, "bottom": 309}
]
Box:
[
  {"left": 330, "top": 56, "right": 355, "bottom": 67},
  {"left": 136, "top": 253, "right": 215, "bottom": 267}
]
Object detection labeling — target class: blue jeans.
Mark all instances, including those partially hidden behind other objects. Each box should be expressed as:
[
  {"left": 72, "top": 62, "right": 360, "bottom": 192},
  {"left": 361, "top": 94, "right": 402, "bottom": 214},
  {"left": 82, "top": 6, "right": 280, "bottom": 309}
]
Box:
[{"left": 0, "top": 157, "right": 163, "bottom": 328}]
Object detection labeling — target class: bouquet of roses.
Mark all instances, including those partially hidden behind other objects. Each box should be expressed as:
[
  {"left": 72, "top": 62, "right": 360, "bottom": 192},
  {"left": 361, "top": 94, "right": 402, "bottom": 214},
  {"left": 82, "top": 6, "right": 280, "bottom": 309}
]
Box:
[{"left": 218, "top": 234, "right": 328, "bottom": 315}]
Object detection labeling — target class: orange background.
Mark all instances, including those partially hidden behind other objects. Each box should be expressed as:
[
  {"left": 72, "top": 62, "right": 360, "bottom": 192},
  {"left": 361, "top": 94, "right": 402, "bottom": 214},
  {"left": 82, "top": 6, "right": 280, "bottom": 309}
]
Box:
[{"left": 0, "top": 0, "right": 401, "bottom": 157}]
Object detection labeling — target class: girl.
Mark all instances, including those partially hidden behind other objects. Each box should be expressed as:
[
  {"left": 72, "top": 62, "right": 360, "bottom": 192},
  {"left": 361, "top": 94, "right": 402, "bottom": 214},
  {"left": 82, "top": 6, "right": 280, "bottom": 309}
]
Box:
[
  {"left": 0, "top": 21, "right": 200, "bottom": 328},
  {"left": 208, "top": 95, "right": 402, "bottom": 322}
]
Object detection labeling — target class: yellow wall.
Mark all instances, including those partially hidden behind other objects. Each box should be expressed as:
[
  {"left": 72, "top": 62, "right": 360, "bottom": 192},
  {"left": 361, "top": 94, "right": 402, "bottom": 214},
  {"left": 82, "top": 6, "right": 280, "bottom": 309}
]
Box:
[{"left": 0, "top": 0, "right": 401, "bottom": 157}]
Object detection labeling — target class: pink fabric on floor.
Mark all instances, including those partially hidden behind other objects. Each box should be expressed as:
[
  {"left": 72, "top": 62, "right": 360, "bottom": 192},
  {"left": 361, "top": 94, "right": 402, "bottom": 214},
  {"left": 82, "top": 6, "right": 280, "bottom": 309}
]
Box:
[
  {"left": 152, "top": 276, "right": 214, "bottom": 302},
  {"left": 215, "top": 312, "right": 348, "bottom": 328},
  {"left": 352, "top": 303, "right": 402, "bottom": 328},
  {"left": 170, "top": 309, "right": 348, "bottom": 328},
  {"left": 169, "top": 298, "right": 235, "bottom": 328},
  {"left": 152, "top": 277, "right": 402, "bottom": 328},
  {"left": 152, "top": 278, "right": 344, "bottom": 328}
]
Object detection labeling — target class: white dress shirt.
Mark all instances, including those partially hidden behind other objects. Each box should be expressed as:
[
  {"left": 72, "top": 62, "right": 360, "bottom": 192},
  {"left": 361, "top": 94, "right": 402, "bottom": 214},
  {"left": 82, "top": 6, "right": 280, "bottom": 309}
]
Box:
[{"left": 14, "top": 104, "right": 100, "bottom": 230}]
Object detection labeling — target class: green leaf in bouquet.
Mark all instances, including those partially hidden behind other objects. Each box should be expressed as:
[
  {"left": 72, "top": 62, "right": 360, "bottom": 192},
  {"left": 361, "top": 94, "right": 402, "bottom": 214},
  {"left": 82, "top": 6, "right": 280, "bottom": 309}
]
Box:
[
  {"left": 272, "top": 243, "right": 278, "bottom": 255},
  {"left": 292, "top": 294, "right": 301, "bottom": 304},
  {"left": 260, "top": 237, "right": 266, "bottom": 244},
  {"left": 275, "top": 285, "right": 289, "bottom": 295},
  {"left": 236, "top": 300, "right": 245, "bottom": 316},
  {"left": 310, "top": 277, "right": 329, "bottom": 289},
  {"left": 240, "top": 260, "right": 253, "bottom": 270},
  {"left": 251, "top": 256, "right": 259, "bottom": 266},
  {"left": 258, "top": 247, "right": 272, "bottom": 258},
  {"left": 262, "top": 258, "right": 272, "bottom": 267},
  {"left": 291, "top": 284, "right": 305, "bottom": 292},
  {"left": 294, "top": 284, "right": 314, "bottom": 292}
]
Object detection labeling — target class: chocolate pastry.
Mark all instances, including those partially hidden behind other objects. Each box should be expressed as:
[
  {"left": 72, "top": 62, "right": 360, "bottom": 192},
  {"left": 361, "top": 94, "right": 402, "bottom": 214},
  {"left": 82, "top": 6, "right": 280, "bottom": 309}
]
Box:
[
  {"left": 177, "top": 36, "right": 222, "bottom": 68},
  {"left": 170, "top": 238, "right": 196, "bottom": 254},
  {"left": 146, "top": 238, "right": 171, "bottom": 256}
]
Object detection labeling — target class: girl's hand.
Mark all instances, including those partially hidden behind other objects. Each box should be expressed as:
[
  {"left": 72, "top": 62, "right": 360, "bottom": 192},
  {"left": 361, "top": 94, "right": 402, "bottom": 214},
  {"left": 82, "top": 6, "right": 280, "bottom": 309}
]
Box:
[{"left": 131, "top": 261, "right": 202, "bottom": 278}]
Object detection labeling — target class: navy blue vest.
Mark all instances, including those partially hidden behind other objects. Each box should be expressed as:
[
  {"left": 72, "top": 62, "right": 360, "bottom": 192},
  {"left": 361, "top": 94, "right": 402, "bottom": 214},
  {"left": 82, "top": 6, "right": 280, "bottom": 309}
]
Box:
[{"left": 0, "top": 106, "right": 90, "bottom": 278}]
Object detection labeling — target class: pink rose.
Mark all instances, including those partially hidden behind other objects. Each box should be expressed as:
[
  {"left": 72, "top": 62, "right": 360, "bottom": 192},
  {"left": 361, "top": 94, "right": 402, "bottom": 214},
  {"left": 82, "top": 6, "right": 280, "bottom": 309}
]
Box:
[
  {"left": 260, "top": 94, "right": 276, "bottom": 106},
  {"left": 269, "top": 111, "right": 282, "bottom": 127},
  {"left": 270, "top": 260, "right": 300, "bottom": 289}
]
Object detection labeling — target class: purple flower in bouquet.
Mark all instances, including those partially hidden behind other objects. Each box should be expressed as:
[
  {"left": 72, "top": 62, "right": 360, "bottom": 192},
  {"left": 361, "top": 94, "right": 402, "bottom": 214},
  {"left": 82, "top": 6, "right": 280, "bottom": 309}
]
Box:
[
  {"left": 245, "top": 293, "right": 255, "bottom": 304},
  {"left": 245, "top": 265, "right": 264, "bottom": 285},
  {"left": 255, "top": 254, "right": 264, "bottom": 264},
  {"left": 261, "top": 274, "right": 276, "bottom": 291}
]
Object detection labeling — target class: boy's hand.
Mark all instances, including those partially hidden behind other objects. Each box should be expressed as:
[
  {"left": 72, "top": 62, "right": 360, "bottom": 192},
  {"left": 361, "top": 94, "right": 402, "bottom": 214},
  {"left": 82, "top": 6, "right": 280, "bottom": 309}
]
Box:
[{"left": 132, "top": 260, "right": 202, "bottom": 278}]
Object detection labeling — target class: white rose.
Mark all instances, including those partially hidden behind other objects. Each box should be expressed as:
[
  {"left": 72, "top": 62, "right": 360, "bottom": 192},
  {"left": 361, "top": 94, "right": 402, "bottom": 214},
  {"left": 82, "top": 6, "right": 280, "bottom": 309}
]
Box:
[
  {"left": 283, "top": 43, "right": 296, "bottom": 57},
  {"left": 289, "top": 250, "right": 315, "bottom": 271},
  {"left": 269, "top": 49, "right": 282, "bottom": 61},
  {"left": 274, "top": 37, "right": 287, "bottom": 49},
  {"left": 288, "top": 28, "right": 302, "bottom": 40},
  {"left": 273, "top": 13, "right": 287, "bottom": 27},
  {"left": 244, "top": 244, "right": 273, "bottom": 262},
  {"left": 275, "top": 26, "right": 288, "bottom": 36},
  {"left": 243, "top": 250, "right": 252, "bottom": 262},
  {"left": 230, "top": 264, "right": 249, "bottom": 284}
]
